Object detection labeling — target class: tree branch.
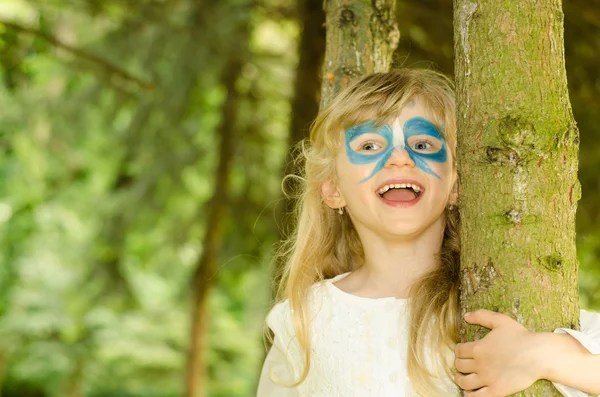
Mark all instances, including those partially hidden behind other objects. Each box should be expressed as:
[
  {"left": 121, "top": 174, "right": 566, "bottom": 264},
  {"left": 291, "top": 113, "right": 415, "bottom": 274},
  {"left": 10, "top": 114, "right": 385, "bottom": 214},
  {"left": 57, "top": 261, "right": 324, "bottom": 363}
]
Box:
[{"left": 0, "top": 19, "right": 155, "bottom": 91}]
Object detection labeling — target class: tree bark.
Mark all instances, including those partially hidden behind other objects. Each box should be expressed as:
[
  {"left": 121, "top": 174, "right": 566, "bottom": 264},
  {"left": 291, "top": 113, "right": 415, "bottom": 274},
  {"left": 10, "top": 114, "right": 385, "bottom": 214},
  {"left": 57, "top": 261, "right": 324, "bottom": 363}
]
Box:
[
  {"left": 65, "top": 357, "right": 85, "bottom": 397},
  {"left": 290, "top": 0, "right": 326, "bottom": 150},
  {"left": 184, "top": 52, "right": 244, "bottom": 397},
  {"left": 454, "top": 1, "right": 580, "bottom": 395},
  {"left": 272, "top": 0, "right": 325, "bottom": 296},
  {"left": 320, "top": 0, "right": 400, "bottom": 107}
]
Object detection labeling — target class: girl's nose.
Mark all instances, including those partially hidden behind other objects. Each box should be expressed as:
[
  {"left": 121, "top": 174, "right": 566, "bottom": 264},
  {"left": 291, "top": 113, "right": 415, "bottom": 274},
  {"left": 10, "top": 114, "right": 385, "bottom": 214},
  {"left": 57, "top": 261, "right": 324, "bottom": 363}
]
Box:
[{"left": 385, "top": 146, "right": 416, "bottom": 168}]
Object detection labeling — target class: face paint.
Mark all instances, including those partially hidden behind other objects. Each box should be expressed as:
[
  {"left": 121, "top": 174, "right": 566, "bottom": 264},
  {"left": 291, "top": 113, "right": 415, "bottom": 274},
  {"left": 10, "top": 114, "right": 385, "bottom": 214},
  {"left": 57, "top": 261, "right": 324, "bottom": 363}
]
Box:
[
  {"left": 345, "top": 117, "right": 448, "bottom": 183},
  {"left": 403, "top": 117, "right": 448, "bottom": 178}
]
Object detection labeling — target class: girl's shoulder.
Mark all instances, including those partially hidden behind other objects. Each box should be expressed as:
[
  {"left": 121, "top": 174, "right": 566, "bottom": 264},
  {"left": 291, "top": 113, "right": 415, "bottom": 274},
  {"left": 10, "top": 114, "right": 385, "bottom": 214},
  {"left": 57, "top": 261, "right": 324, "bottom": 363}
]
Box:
[
  {"left": 554, "top": 309, "right": 600, "bottom": 358},
  {"left": 265, "top": 273, "right": 350, "bottom": 335},
  {"left": 581, "top": 309, "right": 600, "bottom": 335}
]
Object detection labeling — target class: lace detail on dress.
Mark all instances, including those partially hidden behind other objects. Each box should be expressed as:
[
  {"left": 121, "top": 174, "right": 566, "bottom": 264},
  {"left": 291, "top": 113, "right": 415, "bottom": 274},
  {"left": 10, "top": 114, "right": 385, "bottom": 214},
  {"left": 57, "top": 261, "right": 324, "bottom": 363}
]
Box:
[{"left": 264, "top": 274, "right": 458, "bottom": 396}]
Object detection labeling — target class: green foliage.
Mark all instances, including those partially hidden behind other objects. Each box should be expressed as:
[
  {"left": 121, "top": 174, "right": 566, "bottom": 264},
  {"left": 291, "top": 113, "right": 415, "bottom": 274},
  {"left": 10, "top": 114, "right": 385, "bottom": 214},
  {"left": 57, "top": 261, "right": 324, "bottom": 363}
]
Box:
[
  {"left": 0, "top": 0, "right": 598, "bottom": 396},
  {"left": 0, "top": 0, "right": 296, "bottom": 396}
]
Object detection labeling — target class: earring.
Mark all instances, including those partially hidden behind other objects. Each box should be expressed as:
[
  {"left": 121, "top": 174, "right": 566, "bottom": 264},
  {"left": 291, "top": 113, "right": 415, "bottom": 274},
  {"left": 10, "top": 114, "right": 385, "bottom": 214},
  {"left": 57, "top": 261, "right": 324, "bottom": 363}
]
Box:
[
  {"left": 448, "top": 204, "right": 455, "bottom": 210},
  {"left": 338, "top": 207, "right": 344, "bottom": 215}
]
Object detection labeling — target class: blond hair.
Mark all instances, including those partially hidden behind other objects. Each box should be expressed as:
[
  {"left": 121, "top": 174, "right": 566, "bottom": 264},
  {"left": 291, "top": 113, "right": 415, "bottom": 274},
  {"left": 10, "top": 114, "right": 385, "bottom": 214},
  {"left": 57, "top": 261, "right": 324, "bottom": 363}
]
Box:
[{"left": 271, "top": 68, "right": 460, "bottom": 396}]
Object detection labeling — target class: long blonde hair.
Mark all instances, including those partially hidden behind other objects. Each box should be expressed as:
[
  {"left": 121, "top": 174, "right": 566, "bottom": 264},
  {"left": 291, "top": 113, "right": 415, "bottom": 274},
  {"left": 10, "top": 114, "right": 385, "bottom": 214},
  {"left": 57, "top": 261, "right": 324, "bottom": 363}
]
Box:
[{"left": 271, "top": 68, "right": 460, "bottom": 396}]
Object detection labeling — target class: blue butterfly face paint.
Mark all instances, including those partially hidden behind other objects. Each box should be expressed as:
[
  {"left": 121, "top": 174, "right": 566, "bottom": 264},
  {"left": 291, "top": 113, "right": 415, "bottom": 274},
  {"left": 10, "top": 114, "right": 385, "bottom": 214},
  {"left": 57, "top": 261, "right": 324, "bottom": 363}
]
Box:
[{"left": 345, "top": 117, "right": 448, "bottom": 183}]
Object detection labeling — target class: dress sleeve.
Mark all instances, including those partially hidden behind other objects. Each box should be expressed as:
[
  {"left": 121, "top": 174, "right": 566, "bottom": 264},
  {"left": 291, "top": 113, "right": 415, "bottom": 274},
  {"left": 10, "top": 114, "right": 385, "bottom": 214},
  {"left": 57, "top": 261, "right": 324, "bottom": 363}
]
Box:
[
  {"left": 256, "top": 301, "right": 300, "bottom": 397},
  {"left": 551, "top": 309, "right": 600, "bottom": 397}
]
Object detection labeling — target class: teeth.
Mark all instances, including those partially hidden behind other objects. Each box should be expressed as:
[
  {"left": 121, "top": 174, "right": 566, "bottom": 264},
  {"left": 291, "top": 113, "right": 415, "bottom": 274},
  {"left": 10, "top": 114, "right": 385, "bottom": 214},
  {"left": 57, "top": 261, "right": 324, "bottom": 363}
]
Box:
[
  {"left": 378, "top": 186, "right": 391, "bottom": 194},
  {"left": 377, "top": 183, "right": 423, "bottom": 195}
]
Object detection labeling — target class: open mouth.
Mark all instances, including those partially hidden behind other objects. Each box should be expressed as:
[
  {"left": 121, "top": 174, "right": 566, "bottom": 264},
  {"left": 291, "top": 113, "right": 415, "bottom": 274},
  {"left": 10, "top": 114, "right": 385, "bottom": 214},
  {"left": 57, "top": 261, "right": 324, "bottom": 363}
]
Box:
[{"left": 377, "top": 183, "right": 423, "bottom": 202}]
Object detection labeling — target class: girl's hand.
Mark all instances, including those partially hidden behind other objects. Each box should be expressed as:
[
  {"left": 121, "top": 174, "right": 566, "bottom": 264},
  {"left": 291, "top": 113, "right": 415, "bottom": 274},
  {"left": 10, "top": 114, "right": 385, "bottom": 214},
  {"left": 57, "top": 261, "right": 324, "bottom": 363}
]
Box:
[{"left": 453, "top": 309, "right": 545, "bottom": 397}]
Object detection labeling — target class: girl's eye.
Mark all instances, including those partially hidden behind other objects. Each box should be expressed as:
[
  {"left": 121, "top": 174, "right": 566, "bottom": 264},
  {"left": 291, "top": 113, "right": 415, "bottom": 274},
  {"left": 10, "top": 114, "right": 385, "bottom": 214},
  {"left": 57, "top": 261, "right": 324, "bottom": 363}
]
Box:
[
  {"left": 412, "top": 141, "right": 433, "bottom": 151},
  {"left": 360, "top": 141, "right": 382, "bottom": 151}
]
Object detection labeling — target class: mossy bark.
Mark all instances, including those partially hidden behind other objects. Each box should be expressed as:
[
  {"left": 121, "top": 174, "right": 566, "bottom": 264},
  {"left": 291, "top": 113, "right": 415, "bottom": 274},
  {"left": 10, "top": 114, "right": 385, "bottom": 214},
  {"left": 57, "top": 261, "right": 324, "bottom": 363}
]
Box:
[
  {"left": 320, "top": 0, "right": 400, "bottom": 107},
  {"left": 454, "top": 1, "right": 580, "bottom": 395}
]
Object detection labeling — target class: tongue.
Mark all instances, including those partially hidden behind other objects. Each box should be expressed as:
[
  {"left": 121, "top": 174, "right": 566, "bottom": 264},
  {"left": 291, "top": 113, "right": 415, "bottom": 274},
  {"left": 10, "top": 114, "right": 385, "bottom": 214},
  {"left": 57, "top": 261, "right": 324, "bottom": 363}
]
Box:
[{"left": 382, "top": 188, "right": 417, "bottom": 202}]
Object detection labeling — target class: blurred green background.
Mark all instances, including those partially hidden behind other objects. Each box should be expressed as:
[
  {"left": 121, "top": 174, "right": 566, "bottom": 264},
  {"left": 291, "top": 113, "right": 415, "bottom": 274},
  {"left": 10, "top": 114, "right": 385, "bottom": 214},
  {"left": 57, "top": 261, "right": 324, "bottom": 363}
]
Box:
[{"left": 0, "top": 0, "right": 598, "bottom": 396}]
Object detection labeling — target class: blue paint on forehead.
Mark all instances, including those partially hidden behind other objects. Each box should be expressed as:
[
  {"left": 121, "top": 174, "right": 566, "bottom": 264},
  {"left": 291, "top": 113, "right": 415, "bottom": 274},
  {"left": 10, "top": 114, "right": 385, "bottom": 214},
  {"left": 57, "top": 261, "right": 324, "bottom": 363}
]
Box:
[{"left": 344, "top": 116, "right": 448, "bottom": 183}]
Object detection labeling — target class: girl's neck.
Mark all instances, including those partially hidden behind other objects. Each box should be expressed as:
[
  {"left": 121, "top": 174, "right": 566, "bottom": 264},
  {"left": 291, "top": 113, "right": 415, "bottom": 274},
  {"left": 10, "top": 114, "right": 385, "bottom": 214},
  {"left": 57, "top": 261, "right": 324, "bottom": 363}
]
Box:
[{"left": 333, "top": 216, "right": 445, "bottom": 299}]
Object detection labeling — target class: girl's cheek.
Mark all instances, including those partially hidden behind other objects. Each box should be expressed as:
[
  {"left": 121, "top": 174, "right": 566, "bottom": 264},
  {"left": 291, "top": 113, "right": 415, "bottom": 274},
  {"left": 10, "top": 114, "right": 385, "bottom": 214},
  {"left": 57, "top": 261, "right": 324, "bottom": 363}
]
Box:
[
  {"left": 339, "top": 155, "right": 371, "bottom": 184},
  {"left": 356, "top": 163, "right": 374, "bottom": 181},
  {"left": 430, "top": 159, "right": 453, "bottom": 179}
]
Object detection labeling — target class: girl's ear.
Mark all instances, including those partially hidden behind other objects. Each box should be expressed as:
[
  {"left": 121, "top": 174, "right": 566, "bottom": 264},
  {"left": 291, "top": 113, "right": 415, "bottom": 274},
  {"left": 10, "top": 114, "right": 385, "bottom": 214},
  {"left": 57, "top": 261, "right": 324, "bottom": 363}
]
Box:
[{"left": 321, "top": 180, "right": 346, "bottom": 209}]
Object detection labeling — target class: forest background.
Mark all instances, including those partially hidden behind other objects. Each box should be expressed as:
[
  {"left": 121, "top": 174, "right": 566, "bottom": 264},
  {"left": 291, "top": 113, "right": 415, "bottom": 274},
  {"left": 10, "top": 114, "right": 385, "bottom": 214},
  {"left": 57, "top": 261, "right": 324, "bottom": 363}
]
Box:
[{"left": 0, "top": 0, "right": 598, "bottom": 396}]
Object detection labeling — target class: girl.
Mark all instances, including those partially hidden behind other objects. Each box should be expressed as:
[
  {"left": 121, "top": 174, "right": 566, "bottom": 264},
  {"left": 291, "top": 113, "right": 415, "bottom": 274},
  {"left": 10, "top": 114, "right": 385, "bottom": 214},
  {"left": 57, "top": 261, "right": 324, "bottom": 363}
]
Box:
[{"left": 256, "top": 69, "right": 600, "bottom": 397}]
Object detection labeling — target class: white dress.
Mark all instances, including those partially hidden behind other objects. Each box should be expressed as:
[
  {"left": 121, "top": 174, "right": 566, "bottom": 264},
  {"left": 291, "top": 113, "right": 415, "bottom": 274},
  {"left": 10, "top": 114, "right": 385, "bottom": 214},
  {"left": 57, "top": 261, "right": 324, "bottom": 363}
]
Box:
[{"left": 256, "top": 272, "right": 600, "bottom": 397}]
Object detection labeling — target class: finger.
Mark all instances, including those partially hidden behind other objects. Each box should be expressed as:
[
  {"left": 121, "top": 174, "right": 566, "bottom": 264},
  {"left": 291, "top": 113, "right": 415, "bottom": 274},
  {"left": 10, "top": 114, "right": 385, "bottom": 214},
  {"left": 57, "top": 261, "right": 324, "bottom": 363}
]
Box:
[
  {"left": 464, "top": 309, "right": 510, "bottom": 329},
  {"left": 454, "top": 357, "right": 477, "bottom": 374},
  {"left": 455, "top": 341, "right": 477, "bottom": 358},
  {"left": 455, "top": 372, "right": 485, "bottom": 392}
]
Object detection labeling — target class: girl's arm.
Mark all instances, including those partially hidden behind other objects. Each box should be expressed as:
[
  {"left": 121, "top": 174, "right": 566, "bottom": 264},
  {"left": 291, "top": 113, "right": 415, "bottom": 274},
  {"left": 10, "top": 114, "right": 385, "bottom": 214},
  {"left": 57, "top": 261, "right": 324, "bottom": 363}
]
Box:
[
  {"left": 256, "top": 301, "right": 299, "bottom": 397},
  {"left": 550, "top": 310, "right": 600, "bottom": 397},
  {"left": 454, "top": 309, "right": 600, "bottom": 397},
  {"left": 256, "top": 335, "right": 299, "bottom": 397}
]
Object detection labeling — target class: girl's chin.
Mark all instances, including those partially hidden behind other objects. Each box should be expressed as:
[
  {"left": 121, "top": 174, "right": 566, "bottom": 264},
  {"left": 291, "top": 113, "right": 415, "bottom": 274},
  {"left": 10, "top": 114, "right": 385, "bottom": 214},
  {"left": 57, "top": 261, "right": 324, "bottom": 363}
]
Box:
[
  {"left": 379, "top": 216, "right": 446, "bottom": 239},
  {"left": 383, "top": 225, "right": 424, "bottom": 239}
]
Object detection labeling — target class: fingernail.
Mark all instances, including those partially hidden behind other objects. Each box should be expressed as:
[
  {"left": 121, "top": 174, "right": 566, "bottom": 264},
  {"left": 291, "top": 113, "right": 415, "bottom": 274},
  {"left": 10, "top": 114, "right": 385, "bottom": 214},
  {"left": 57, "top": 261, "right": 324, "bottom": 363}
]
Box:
[{"left": 464, "top": 312, "right": 471, "bottom": 317}]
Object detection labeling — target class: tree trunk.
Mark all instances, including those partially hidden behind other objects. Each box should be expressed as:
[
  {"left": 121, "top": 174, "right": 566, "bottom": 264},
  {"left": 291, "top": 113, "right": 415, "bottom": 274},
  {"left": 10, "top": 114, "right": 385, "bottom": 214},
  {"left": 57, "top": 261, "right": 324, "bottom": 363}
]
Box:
[
  {"left": 291, "top": 0, "right": 326, "bottom": 145},
  {"left": 65, "top": 357, "right": 85, "bottom": 397},
  {"left": 454, "top": 1, "right": 580, "bottom": 395},
  {"left": 184, "top": 55, "right": 244, "bottom": 397},
  {"left": 272, "top": 0, "right": 325, "bottom": 297},
  {"left": 183, "top": 1, "right": 252, "bottom": 395},
  {"left": 320, "top": 0, "right": 400, "bottom": 107}
]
